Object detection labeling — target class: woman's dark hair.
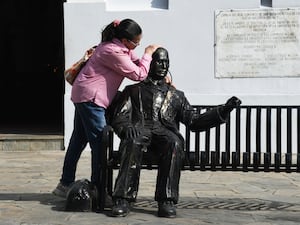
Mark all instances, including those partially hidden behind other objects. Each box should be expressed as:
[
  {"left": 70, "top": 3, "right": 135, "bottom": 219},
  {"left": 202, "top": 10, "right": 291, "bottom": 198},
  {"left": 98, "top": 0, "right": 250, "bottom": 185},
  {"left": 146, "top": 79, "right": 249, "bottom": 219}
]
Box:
[{"left": 101, "top": 18, "right": 142, "bottom": 42}]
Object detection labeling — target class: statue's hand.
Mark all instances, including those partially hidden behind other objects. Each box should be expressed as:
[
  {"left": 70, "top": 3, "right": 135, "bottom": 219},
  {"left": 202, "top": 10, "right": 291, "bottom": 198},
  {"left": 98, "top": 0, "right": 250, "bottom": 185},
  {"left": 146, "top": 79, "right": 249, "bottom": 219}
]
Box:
[
  {"left": 119, "top": 126, "right": 141, "bottom": 139},
  {"left": 225, "top": 96, "right": 242, "bottom": 109},
  {"left": 219, "top": 96, "right": 242, "bottom": 118}
]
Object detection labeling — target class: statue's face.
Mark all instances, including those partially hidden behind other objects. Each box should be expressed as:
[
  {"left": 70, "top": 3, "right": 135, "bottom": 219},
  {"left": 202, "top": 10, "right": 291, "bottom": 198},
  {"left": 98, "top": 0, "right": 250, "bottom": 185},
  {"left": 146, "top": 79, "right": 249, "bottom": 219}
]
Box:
[{"left": 149, "top": 48, "right": 169, "bottom": 80}]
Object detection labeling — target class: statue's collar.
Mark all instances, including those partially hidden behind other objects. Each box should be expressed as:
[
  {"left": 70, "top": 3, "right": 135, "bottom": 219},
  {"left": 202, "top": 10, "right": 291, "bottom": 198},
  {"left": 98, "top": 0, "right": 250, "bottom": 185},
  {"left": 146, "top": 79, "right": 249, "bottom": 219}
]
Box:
[{"left": 144, "top": 77, "right": 165, "bottom": 86}]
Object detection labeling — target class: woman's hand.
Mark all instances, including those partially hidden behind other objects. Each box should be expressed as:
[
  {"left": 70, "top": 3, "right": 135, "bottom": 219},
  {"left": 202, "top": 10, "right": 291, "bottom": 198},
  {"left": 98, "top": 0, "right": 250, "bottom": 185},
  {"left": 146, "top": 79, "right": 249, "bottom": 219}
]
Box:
[
  {"left": 83, "top": 46, "right": 96, "bottom": 62},
  {"left": 145, "top": 44, "right": 161, "bottom": 55}
]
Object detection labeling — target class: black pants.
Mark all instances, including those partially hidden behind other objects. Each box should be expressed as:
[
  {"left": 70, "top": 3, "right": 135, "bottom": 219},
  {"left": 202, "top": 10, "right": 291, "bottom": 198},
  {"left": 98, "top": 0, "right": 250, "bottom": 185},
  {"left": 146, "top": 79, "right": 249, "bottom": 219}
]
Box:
[{"left": 112, "top": 124, "right": 184, "bottom": 204}]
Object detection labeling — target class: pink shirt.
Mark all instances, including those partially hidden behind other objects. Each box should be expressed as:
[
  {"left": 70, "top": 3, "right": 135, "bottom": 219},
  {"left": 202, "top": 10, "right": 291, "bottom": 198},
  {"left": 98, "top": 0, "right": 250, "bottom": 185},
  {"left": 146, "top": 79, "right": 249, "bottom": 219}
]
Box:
[{"left": 71, "top": 38, "right": 152, "bottom": 108}]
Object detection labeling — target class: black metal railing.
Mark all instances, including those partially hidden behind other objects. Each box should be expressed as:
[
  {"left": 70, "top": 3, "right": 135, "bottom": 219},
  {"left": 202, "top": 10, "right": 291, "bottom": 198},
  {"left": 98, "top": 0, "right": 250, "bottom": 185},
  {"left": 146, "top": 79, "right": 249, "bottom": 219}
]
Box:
[{"left": 184, "top": 105, "right": 300, "bottom": 172}]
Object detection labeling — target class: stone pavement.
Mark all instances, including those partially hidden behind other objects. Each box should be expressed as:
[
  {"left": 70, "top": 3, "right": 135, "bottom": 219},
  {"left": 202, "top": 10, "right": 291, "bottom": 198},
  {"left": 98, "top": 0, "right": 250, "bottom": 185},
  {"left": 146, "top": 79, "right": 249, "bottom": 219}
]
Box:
[{"left": 1, "top": 150, "right": 300, "bottom": 225}]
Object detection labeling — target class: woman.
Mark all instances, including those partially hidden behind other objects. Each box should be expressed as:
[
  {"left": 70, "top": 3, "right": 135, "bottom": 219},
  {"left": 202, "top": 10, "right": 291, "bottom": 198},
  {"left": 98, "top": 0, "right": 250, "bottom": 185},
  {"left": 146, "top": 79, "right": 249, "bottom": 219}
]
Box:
[{"left": 53, "top": 18, "right": 160, "bottom": 199}]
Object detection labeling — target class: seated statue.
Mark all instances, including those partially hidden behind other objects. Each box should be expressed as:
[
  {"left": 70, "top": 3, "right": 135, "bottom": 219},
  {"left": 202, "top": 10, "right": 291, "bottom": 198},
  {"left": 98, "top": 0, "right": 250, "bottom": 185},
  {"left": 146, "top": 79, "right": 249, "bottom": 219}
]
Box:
[{"left": 109, "top": 47, "right": 241, "bottom": 218}]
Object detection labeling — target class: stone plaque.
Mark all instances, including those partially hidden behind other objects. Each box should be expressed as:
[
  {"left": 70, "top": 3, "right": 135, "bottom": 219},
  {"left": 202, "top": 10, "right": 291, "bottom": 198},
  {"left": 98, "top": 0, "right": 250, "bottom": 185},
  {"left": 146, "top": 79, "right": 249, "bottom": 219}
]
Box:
[{"left": 215, "top": 8, "right": 300, "bottom": 78}]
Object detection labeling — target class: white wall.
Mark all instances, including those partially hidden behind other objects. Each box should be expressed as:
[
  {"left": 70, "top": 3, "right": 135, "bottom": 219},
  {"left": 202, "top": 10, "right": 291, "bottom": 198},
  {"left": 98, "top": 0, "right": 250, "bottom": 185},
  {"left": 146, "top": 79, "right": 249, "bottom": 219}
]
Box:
[{"left": 64, "top": 0, "right": 300, "bottom": 151}]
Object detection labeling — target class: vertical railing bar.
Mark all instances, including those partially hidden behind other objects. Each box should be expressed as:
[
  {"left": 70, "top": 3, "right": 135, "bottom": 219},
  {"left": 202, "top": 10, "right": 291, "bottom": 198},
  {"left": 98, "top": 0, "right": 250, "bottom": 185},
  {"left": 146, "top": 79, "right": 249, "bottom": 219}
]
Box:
[
  {"left": 276, "top": 107, "right": 282, "bottom": 154},
  {"left": 225, "top": 114, "right": 231, "bottom": 160},
  {"left": 256, "top": 107, "right": 262, "bottom": 168},
  {"left": 246, "top": 107, "right": 251, "bottom": 154},
  {"left": 296, "top": 106, "right": 300, "bottom": 171},
  {"left": 298, "top": 106, "right": 300, "bottom": 154},
  {"left": 205, "top": 130, "right": 210, "bottom": 164},
  {"left": 185, "top": 126, "right": 191, "bottom": 155},
  {"left": 195, "top": 131, "right": 200, "bottom": 165},
  {"left": 195, "top": 106, "right": 202, "bottom": 166},
  {"left": 235, "top": 107, "right": 241, "bottom": 164},
  {"left": 266, "top": 107, "right": 272, "bottom": 154},
  {"left": 287, "top": 107, "right": 292, "bottom": 154},
  {"left": 256, "top": 107, "right": 262, "bottom": 154},
  {"left": 275, "top": 107, "right": 282, "bottom": 170},
  {"left": 204, "top": 107, "right": 211, "bottom": 164},
  {"left": 185, "top": 124, "right": 191, "bottom": 168},
  {"left": 215, "top": 125, "right": 221, "bottom": 163}
]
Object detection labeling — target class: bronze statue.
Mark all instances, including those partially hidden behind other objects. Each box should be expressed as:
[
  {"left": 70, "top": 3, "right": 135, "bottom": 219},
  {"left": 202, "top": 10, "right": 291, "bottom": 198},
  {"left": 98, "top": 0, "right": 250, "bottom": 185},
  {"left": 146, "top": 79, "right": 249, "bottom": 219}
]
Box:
[{"left": 110, "top": 47, "right": 241, "bottom": 218}]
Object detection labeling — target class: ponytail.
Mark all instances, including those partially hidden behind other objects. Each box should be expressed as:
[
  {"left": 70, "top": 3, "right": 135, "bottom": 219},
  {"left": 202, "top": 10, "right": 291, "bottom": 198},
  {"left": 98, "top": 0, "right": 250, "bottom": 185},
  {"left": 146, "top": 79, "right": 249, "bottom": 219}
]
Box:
[
  {"left": 101, "top": 20, "right": 118, "bottom": 42},
  {"left": 101, "top": 18, "right": 142, "bottom": 43}
]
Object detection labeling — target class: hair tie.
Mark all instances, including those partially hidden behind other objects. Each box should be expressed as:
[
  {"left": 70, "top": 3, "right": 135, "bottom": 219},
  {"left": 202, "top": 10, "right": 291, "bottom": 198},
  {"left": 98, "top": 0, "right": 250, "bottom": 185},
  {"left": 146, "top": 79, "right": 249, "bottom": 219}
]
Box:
[{"left": 113, "top": 20, "right": 120, "bottom": 27}]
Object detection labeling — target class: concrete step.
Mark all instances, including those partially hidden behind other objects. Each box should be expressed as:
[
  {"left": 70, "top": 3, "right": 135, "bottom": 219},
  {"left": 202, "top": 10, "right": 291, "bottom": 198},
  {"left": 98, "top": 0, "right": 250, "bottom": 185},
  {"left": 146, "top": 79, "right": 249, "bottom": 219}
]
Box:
[{"left": 0, "top": 134, "right": 64, "bottom": 151}]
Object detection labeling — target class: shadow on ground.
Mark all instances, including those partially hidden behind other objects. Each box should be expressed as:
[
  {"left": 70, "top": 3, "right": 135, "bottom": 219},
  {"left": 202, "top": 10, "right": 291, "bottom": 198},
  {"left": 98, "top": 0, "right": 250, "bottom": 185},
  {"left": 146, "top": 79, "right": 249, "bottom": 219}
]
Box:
[
  {"left": 0, "top": 194, "right": 299, "bottom": 213},
  {"left": 0, "top": 193, "right": 66, "bottom": 211}
]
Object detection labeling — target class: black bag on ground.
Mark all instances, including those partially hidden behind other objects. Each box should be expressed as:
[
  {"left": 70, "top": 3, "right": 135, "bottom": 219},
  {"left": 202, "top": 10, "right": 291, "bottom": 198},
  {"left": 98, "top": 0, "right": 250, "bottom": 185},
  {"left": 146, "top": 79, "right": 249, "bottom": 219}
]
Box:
[{"left": 65, "top": 179, "right": 98, "bottom": 212}]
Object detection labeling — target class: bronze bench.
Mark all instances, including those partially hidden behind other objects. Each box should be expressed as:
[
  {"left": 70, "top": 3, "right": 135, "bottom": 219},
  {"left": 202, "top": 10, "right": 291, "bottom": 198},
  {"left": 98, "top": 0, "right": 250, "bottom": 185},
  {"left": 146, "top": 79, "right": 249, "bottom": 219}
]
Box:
[{"left": 97, "top": 105, "right": 300, "bottom": 211}]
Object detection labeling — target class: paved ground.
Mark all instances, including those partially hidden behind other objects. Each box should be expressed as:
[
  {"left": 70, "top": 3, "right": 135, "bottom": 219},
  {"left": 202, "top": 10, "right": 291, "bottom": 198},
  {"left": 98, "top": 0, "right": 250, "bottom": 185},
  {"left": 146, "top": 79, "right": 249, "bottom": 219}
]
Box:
[{"left": 1, "top": 150, "right": 300, "bottom": 225}]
